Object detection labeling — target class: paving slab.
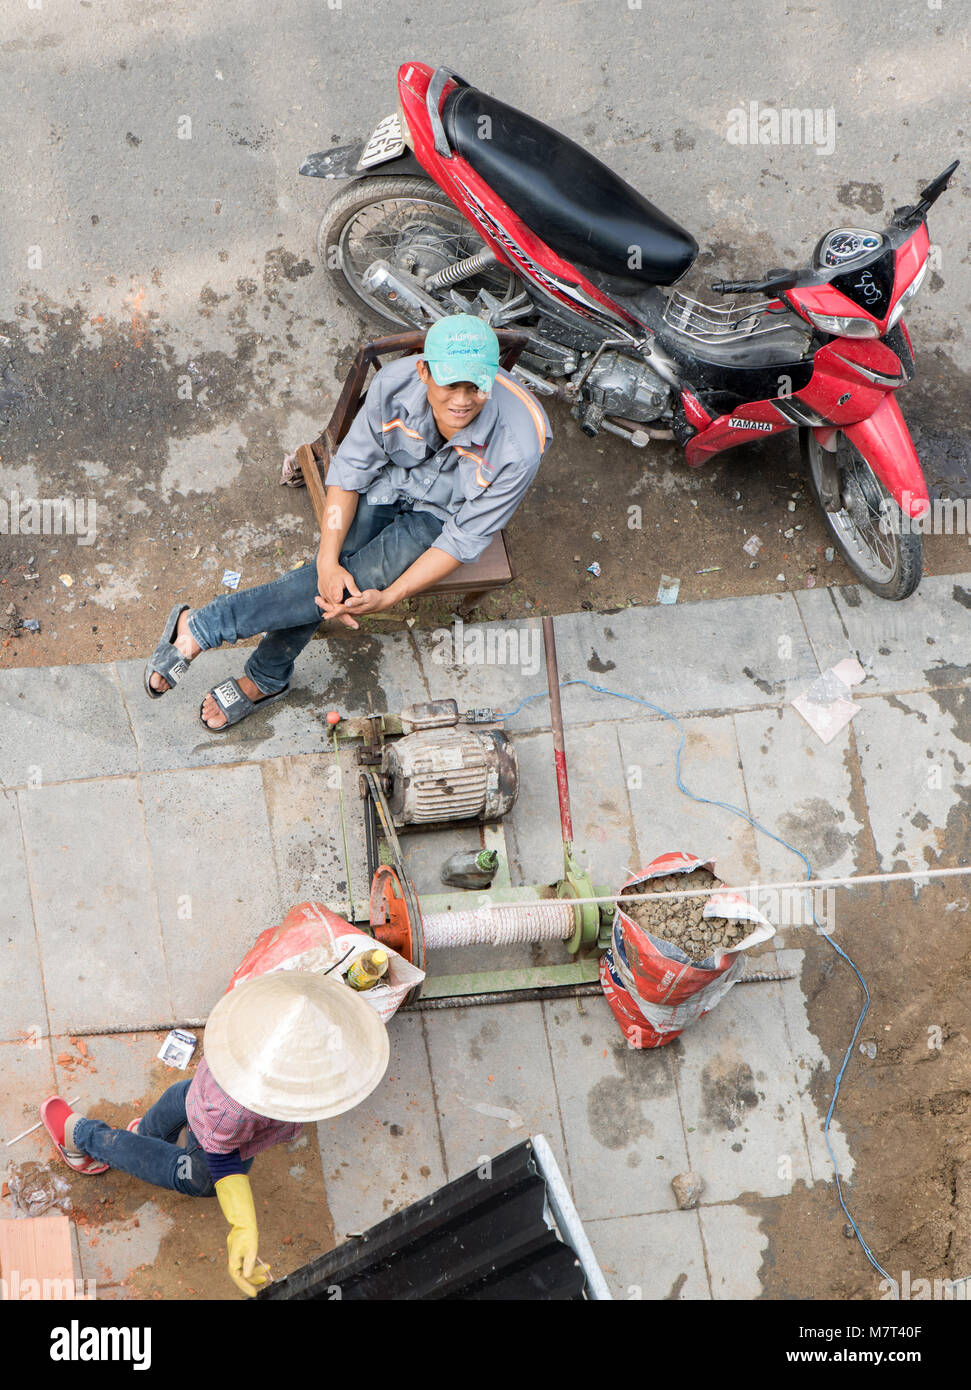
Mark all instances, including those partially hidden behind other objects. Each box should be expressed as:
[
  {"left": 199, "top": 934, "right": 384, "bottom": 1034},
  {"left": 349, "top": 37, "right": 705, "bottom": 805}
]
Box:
[
  {"left": 75, "top": 1199, "right": 174, "bottom": 1290},
  {"left": 412, "top": 617, "right": 549, "bottom": 731},
  {"left": 619, "top": 714, "right": 761, "bottom": 888},
  {"left": 114, "top": 653, "right": 330, "bottom": 773},
  {"left": 504, "top": 725, "right": 636, "bottom": 890},
  {"left": 141, "top": 764, "right": 282, "bottom": 1018},
  {"left": 422, "top": 1002, "right": 569, "bottom": 1184},
  {"left": 795, "top": 573, "right": 971, "bottom": 695},
  {"left": 261, "top": 751, "right": 370, "bottom": 924},
  {"left": 544, "top": 994, "right": 689, "bottom": 1220},
  {"left": 674, "top": 979, "right": 814, "bottom": 1204},
  {"left": 0, "top": 663, "right": 137, "bottom": 787},
  {"left": 0, "top": 789, "right": 48, "bottom": 1040},
  {"left": 549, "top": 596, "right": 821, "bottom": 723},
  {"left": 585, "top": 1210, "right": 711, "bottom": 1300},
  {"left": 852, "top": 689, "right": 971, "bottom": 871},
  {"left": 0, "top": 1040, "right": 56, "bottom": 1161},
  {"left": 315, "top": 1013, "right": 447, "bottom": 1242},
  {"left": 733, "top": 705, "right": 868, "bottom": 898},
  {"left": 698, "top": 1202, "right": 768, "bottom": 1299},
  {"left": 18, "top": 779, "right": 172, "bottom": 1034},
  {"left": 51, "top": 1031, "right": 171, "bottom": 1115},
  {"left": 114, "top": 626, "right": 427, "bottom": 773}
]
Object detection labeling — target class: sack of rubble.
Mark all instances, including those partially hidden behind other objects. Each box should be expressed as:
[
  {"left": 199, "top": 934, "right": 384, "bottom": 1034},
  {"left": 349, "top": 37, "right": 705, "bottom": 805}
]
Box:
[
  {"left": 600, "top": 851, "right": 774, "bottom": 1048},
  {"left": 226, "top": 900, "right": 425, "bottom": 1024}
]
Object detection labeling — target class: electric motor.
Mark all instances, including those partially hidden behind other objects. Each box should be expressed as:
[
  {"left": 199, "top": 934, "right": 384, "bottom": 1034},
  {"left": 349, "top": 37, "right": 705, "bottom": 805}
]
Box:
[{"left": 383, "top": 726, "right": 519, "bottom": 827}]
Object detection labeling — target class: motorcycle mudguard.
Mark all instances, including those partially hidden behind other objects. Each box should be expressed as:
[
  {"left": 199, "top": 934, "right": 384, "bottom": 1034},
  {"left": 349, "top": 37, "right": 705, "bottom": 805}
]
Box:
[
  {"left": 819, "top": 395, "right": 929, "bottom": 520},
  {"left": 300, "top": 144, "right": 427, "bottom": 180}
]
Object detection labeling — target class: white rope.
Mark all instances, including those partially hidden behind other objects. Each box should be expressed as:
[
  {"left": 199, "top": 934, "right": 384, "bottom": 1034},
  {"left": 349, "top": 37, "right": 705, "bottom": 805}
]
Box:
[
  {"left": 434, "top": 862, "right": 971, "bottom": 912},
  {"left": 423, "top": 900, "right": 574, "bottom": 948}
]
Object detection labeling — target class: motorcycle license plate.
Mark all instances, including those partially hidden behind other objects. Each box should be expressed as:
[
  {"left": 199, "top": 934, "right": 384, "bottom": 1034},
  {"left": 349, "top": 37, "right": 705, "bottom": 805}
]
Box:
[{"left": 357, "top": 113, "right": 405, "bottom": 170}]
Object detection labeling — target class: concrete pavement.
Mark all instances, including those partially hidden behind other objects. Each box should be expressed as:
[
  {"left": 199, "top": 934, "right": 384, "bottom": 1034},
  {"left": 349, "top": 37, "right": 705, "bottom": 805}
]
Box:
[{"left": 4, "top": 575, "right": 971, "bottom": 1296}]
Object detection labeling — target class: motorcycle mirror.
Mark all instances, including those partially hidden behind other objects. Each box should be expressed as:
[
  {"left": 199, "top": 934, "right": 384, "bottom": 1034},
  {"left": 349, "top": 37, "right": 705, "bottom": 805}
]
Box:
[
  {"left": 892, "top": 158, "right": 959, "bottom": 227},
  {"left": 918, "top": 158, "right": 959, "bottom": 205}
]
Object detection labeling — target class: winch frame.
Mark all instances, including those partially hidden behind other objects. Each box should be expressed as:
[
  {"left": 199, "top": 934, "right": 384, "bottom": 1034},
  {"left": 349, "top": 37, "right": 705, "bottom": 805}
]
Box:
[{"left": 345, "top": 619, "right": 613, "bottom": 1004}]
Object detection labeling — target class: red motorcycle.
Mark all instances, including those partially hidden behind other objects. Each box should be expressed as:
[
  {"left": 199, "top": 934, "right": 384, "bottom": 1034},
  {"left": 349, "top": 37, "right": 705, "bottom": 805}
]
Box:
[{"left": 302, "top": 62, "right": 958, "bottom": 600}]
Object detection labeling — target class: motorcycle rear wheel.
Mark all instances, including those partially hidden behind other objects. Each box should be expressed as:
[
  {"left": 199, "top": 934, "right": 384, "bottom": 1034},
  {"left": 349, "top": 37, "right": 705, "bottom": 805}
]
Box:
[
  {"left": 802, "top": 428, "right": 922, "bottom": 601},
  {"left": 316, "top": 175, "right": 519, "bottom": 330}
]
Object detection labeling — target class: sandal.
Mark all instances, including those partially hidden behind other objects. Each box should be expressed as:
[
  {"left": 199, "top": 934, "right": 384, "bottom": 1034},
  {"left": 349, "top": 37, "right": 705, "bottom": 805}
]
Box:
[
  {"left": 199, "top": 678, "right": 291, "bottom": 732},
  {"left": 41, "top": 1095, "right": 108, "bottom": 1175},
  {"left": 143, "top": 603, "right": 192, "bottom": 699}
]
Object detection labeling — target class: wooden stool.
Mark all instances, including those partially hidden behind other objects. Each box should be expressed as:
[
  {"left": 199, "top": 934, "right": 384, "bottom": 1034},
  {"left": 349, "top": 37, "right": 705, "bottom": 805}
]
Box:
[{"left": 292, "top": 329, "right": 529, "bottom": 618}]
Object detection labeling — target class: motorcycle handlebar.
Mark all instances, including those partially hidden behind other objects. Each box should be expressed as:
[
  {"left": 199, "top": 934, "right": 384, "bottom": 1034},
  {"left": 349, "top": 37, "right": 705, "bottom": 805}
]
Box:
[{"left": 711, "top": 268, "right": 798, "bottom": 296}]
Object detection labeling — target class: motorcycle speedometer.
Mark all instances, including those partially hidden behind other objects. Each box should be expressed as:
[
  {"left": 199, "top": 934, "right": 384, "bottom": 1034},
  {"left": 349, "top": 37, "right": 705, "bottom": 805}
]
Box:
[{"left": 814, "top": 227, "right": 885, "bottom": 269}]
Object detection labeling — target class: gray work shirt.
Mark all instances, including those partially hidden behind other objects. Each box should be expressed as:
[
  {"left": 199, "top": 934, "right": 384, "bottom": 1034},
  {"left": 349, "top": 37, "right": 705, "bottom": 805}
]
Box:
[{"left": 325, "top": 353, "right": 552, "bottom": 564}]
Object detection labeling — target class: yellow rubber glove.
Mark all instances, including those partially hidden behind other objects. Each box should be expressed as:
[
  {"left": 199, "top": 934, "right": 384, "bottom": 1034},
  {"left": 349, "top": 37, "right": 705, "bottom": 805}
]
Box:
[{"left": 215, "top": 1174, "right": 270, "bottom": 1297}]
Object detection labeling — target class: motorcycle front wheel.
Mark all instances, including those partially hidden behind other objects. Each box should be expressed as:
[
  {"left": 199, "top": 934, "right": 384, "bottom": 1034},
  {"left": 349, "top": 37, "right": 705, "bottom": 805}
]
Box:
[
  {"left": 316, "top": 175, "right": 519, "bottom": 329},
  {"left": 802, "top": 428, "right": 922, "bottom": 600}
]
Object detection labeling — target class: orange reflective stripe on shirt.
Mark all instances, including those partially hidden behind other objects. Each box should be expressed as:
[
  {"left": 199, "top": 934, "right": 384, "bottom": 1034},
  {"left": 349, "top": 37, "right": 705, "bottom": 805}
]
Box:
[
  {"left": 454, "top": 445, "right": 492, "bottom": 488},
  {"left": 381, "top": 418, "right": 425, "bottom": 441},
  {"left": 495, "top": 375, "right": 547, "bottom": 450}
]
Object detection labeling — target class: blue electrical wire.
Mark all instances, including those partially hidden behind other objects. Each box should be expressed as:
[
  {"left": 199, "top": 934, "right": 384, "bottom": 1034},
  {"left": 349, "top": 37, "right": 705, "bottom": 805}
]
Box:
[{"left": 498, "top": 676, "right": 896, "bottom": 1292}]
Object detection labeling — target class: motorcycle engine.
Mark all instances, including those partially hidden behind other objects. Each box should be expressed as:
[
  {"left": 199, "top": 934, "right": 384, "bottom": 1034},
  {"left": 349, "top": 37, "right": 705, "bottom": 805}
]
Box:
[{"left": 584, "top": 352, "right": 670, "bottom": 422}]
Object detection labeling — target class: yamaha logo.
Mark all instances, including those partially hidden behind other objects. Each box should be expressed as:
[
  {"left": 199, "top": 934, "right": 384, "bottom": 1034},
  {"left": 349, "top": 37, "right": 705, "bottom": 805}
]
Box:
[{"left": 728, "top": 417, "right": 774, "bottom": 432}]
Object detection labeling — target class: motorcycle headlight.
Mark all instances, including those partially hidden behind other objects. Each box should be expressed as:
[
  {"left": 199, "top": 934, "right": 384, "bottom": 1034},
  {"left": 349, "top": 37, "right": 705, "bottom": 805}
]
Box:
[
  {"left": 804, "top": 311, "right": 881, "bottom": 338},
  {"left": 886, "top": 257, "right": 929, "bottom": 331}
]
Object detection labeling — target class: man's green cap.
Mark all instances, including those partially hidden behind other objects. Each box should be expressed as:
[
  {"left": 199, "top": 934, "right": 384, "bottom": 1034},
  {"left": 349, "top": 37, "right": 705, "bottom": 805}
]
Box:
[{"left": 422, "top": 314, "right": 500, "bottom": 396}]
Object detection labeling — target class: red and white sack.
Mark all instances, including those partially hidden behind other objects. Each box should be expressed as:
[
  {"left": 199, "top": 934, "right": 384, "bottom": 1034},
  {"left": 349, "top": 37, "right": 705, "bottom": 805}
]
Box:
[
  {"left": 601, "top": 852, "right": 774, "bottom": 1048},
  {"left": 226, "top": 900, "right": 425, "bottom": 1024}
]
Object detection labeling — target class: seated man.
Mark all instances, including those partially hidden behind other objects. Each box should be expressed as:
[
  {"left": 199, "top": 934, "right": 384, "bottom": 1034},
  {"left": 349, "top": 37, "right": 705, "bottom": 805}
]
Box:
[{"left": 143, "top": 314, "right": 552, "bottom": 729}]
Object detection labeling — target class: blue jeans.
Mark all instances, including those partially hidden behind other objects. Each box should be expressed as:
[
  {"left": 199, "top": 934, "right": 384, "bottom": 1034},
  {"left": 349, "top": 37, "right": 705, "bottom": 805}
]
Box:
[
  {"left": 72, "top": 1080, "right": 253, "bottom": 1198},
  {"left": 187, "top": 499, "right": 444, "bottom": 694}
]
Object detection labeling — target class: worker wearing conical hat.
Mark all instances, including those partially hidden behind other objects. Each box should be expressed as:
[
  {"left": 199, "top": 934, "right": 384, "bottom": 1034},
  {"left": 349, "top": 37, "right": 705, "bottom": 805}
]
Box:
[{"left": 41, "top": 973, "right": 389, "bottom": 1297}]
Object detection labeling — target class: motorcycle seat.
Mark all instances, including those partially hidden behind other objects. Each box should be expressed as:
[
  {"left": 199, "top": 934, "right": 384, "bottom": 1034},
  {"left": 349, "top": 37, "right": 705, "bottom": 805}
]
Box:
[{"left": 442, "top": 85, "right": 698, "bottom": 289}]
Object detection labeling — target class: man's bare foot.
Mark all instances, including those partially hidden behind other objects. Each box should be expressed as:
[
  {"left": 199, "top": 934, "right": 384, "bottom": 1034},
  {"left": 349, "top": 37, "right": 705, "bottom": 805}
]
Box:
[
  {"left": 200, "top": 676, "right": 271, "bottom": 729},
  {"left": 149, "top": 609, "right": 202, "bottom": 693}
]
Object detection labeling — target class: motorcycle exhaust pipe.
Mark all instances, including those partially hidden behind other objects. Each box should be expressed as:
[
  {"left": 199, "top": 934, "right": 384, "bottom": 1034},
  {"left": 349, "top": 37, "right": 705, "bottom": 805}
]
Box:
[{"left": 362, "top": 260, "right": 448, "bottom": 325}]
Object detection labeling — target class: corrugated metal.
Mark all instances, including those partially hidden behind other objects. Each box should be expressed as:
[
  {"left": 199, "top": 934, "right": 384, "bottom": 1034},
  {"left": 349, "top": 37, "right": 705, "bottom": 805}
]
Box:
[{"left": 259, "top": 1139, "right": 592, "bottom": 1301}]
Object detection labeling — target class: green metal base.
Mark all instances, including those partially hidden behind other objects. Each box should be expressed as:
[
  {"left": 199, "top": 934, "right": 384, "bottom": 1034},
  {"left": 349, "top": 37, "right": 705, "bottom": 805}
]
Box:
[{"left": 420, "top": 956, "right": 602, "bottom": 999}]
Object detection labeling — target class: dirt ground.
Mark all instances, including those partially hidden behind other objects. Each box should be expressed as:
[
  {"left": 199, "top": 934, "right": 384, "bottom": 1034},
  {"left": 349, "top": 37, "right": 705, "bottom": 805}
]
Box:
[
  {"left": 2, "top": 283, "right": 971, "bottom": 671},
  {"left": 754, "top": 879, "right": 971, "bottom": 1300},
  {"left": 3, "top": 1034, "right": 334, "bottom": 1303}
]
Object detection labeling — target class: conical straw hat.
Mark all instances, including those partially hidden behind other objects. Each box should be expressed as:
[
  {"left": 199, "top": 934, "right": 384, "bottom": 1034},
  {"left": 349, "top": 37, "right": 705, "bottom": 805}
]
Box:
[{"left": 203, "top": 972, "right": 390, "bottom": 1121}]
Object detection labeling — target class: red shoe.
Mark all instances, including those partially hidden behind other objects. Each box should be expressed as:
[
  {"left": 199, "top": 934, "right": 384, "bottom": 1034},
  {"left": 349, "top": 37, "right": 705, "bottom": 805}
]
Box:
[
  {"left": 40, "top": 1095, "right": 109, "bottom": 1175},
  {"left": 126, "top": 1118, "right": 141, "bottom": 1135}
]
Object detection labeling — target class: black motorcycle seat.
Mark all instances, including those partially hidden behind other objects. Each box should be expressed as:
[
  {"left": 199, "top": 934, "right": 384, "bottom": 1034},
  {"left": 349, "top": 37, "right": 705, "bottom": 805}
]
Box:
[{"left": 442, "top": 86, "right": 698, "bottom": 289}]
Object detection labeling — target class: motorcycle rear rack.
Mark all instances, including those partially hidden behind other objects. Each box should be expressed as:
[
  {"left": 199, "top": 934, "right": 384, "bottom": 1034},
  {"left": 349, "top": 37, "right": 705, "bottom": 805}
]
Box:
[{"left": 662, "top": 289, "right": 799, "bottom": 347}]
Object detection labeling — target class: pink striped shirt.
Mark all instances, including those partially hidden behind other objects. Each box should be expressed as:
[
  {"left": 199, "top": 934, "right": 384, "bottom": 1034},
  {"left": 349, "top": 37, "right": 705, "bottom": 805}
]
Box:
[{"left": 185, "top": 1058, "right": 302, "bottom": 1159}]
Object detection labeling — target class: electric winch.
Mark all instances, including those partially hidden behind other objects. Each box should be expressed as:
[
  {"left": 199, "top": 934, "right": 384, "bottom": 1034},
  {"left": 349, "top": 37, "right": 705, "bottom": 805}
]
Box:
[{"left": 324, "top": 618, "right": 614, "bottom": 1007}]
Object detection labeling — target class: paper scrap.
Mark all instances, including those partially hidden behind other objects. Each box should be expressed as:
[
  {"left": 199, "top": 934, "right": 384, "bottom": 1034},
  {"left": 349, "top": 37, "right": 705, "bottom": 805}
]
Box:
[
  {"left": 457, "top": 1096, "right": 523, "bottom": 1130},
  {"left": 157, "top": 1029, "right": 197, "bottom": 1070},
  {"left": 222, "top": 570, "right": 241, "bottom": 590},
  {"left": 791, "top": 661, "right": 866, "bottom": 743},
  {"left": 657, "top": 574, "right": 680, "bottom": 604}
]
